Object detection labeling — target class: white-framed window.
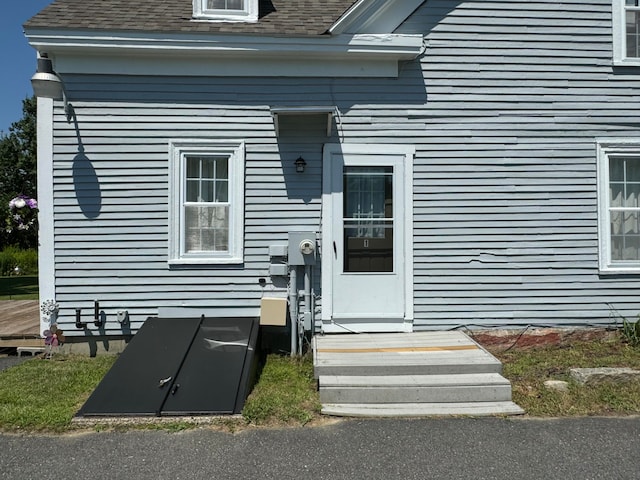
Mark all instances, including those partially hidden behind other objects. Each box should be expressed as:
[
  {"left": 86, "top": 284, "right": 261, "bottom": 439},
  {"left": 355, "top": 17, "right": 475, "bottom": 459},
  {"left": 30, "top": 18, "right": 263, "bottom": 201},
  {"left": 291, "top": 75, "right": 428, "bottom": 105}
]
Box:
[
  {"left": 613, "top": 0, "right": 640, "bottom": 65},
  {"left": 169, "top": 140, "right": 245, "bottom": 265},
  {"left": 192, "top": 0, "right": 258, "bottom": 22},
  {"left": 597, "top": 139, "right": 640, "bottom": 273}
]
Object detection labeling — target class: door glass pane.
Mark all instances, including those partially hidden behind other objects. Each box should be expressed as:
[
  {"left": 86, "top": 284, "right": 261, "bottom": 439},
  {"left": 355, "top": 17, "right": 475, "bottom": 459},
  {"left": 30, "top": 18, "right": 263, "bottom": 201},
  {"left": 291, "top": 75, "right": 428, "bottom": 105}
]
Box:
[{"left": 343, "top": 167, "right": 393, "bottom": 272}]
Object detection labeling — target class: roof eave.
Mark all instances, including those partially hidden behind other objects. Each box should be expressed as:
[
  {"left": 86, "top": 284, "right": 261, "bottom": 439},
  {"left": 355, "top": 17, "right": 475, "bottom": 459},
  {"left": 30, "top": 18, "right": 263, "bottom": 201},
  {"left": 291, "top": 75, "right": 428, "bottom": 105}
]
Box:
[{"left": 25, "top": 29, "right": 424, "bottom": 78}]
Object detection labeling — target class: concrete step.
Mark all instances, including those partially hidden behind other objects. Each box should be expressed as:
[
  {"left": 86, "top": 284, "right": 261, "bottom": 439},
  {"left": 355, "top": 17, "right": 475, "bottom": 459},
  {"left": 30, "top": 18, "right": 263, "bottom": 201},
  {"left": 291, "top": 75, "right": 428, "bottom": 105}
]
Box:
[
  {"left": 321, "top": 401, "right": 525, "bottom": 417},
  {"left": 318, "top": 373, "right": 512, "bottom": 404},
  {"left": 313, "top": 332, "right": 524, "bottom": 418},
  {"left": 313, "top": 332, "right": 502, "bottom": 377}
]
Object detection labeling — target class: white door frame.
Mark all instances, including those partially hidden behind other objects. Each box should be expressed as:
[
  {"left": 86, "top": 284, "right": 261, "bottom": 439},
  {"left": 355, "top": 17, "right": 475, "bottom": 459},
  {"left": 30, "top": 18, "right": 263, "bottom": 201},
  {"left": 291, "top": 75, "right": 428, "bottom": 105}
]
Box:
[{"left": 321, "top": 143, "right": 414, "bottom": 332}]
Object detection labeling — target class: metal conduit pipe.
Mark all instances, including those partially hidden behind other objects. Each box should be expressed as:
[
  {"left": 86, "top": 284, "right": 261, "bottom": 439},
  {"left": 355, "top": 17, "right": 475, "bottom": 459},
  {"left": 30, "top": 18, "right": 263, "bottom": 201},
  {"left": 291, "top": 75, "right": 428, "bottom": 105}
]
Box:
[
  {"left": 289, "top": 265, "right": 298, "bottom": 357},
  {"left": 303, "top": 265, "right": 312, "bottom": 356}
]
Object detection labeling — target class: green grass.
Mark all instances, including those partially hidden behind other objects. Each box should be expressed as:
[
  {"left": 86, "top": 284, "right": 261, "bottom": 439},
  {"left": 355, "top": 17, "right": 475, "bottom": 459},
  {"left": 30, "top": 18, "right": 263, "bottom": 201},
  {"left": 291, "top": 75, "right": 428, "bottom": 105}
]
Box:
[
  {"left": 496, "top": 338, "right": 640, "bottom": 416},
  {"left": 0, "top": 275, "right": 39, "bottom": 300},
  {"left": 242, "top": 354, "right": 321, "bottom": 426},
  {"left": 1, "top": 337, "right": 639, "bottom": 433},
  {"left": 0, "top": 354, "right": 115, "bottom": 432},
  {"left": 0, "top": 352, "right": 320, "bottom": 433}
]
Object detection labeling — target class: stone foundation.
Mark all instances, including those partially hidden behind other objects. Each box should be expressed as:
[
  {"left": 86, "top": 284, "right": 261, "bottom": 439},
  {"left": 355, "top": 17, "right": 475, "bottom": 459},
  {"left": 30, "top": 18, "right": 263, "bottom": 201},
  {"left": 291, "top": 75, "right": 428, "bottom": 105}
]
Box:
[{"left": 60, "top": 335, "right": 132, "bottom": 356}]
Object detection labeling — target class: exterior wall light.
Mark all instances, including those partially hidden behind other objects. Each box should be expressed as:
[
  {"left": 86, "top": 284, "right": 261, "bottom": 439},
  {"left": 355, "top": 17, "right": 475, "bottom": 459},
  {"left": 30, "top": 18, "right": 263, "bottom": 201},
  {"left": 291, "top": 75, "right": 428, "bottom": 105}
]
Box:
[
  {"left": 295, "top": 156, "right": 307, "bottom": 173},
  {"left": 31, "top": 54, "right": 73, "bottom": 122}
]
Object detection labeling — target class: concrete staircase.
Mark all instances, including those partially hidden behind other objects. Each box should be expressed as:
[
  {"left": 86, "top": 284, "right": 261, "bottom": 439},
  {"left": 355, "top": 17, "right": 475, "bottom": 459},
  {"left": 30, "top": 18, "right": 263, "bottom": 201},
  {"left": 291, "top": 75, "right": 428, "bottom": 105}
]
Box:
[{"left": 313, "top": 331, "right": 524, "bottom": 417}]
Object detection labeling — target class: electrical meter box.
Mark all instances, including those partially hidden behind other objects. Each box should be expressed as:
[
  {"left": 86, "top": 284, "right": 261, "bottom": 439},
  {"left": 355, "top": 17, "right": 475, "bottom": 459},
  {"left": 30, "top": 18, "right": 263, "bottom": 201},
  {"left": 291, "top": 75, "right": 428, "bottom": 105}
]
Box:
[{"left": 288, "top": 231, "right": 316, "bottom": 266}]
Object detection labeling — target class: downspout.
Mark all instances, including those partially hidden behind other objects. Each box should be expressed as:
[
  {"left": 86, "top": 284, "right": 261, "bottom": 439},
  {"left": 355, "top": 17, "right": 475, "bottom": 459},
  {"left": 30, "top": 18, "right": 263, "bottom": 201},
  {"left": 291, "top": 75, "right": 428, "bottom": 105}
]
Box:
[
  {"left": 302, "top": 265, "right": 312, "bottom": 355},
  {"left": 289, "top": 265, "right": 298, "bottom": 357}
]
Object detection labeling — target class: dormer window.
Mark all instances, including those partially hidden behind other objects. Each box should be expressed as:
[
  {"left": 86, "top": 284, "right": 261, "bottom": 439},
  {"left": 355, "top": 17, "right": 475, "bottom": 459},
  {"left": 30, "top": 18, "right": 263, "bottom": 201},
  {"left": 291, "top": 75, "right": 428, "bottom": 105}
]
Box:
[{"left": 193, "top": 0, "right": 258, "bottom": 22}]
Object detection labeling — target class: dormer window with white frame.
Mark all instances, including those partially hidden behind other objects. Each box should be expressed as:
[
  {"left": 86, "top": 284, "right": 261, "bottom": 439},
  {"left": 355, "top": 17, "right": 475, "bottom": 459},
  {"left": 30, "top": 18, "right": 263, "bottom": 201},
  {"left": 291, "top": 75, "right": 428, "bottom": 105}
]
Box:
[
  {"left": 193, "top": 0, "right": 258, "bottom": 22},
  {"left": 613, "top": 0, "right": 640, "bottom": 65}
]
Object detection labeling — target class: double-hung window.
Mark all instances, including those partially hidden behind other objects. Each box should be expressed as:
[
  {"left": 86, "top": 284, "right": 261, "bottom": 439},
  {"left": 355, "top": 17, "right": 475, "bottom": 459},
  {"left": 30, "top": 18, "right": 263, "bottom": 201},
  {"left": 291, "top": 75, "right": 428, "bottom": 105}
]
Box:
[
  {"left": 192, "top": 0, "right": 258, "bottom": 22},
  {"left": 613, "top": 1, "right": 640, "bottom": 65},
  {"left": 597, "top": 139, "right": 640, "bottom": 273},
  {"left": 169, "top": 140, "right": 245, "bottom": 265}
]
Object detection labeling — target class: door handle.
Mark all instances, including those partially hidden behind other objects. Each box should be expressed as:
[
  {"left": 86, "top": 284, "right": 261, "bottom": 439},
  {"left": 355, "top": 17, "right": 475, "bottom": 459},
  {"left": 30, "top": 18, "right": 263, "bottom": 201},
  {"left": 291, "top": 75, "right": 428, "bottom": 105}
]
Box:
[
  {"left": 333, "top": 241, "right": 337, "bottom": 258},
  {"left": 158, "top": 376, "right": 172, "bottom": 388}
]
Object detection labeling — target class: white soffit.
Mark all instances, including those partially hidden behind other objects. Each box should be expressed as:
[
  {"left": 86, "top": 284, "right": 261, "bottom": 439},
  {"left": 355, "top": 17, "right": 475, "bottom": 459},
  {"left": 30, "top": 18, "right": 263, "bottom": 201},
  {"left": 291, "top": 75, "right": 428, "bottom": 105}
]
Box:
[
  {"left": 271, "top": 106, "right": 337, "bottom": 136},
  {"left": 25, "top": 30, "right": 424, "bottom": 78},
  {"left": 329, "top": 0, "right": 426, "bottom": 34}
]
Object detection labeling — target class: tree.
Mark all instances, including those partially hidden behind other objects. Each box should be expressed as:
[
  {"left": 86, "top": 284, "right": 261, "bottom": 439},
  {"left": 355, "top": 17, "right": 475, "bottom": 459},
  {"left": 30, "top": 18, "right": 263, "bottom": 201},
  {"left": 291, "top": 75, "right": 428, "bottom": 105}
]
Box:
[{"left": 0, "top": 96, "right": 38, "bottom": 249}]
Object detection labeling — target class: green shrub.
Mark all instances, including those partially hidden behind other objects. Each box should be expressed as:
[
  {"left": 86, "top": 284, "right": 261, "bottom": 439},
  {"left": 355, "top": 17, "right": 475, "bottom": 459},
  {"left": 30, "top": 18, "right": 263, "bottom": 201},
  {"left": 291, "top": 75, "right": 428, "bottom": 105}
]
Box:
[{"left": 0, "top": 247, "right": 38, "bottom": 276}]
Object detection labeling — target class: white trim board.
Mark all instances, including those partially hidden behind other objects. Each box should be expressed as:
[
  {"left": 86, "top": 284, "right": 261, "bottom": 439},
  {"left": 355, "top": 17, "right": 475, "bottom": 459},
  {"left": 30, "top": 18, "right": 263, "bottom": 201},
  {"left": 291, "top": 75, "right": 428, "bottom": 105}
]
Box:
[
  {"left": 37, "top": 98, "right": 55, "bottom": 338},
  {"left": 321, "top": 143, "right": 415, "bottom": 329},
  {"left": 25, "top": 31, "right": 424, "bottom": 78}
]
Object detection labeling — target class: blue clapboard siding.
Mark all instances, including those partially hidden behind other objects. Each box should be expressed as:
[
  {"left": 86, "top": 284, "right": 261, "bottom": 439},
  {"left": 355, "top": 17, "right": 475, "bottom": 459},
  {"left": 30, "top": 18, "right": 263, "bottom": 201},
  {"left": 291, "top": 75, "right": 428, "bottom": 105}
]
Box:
[
  {"left": 50, "top": 0, "right": 640, "bottom": 333},
  {"left": 399, "top": 0, "right": 640, "bottom": 328}
]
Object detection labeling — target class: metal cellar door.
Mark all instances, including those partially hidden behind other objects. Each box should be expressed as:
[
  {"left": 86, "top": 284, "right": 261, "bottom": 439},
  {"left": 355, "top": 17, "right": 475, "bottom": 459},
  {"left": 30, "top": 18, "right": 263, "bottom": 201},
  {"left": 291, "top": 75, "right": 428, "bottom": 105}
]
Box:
[{"left": 77, "top": 316, "right": 259, "bottom": 417}]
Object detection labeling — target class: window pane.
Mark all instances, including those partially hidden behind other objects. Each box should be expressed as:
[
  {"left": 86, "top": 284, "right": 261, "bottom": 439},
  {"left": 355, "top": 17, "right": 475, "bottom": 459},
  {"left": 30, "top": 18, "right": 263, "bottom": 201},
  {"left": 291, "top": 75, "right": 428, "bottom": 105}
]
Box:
[
  {"left": 612, "top": 235, "right": 640, "bottom": 261},
  {"left": 610, "top": 210, "right": 640, "bottom": 235},
  {"left": 627, "top": 11, "right": 640, "bottom": 57},
  {"left": 184, "top": 205, "right": 229, "bottom": 253},
  {"left": 201, "top": 180, "right": 215, "bottom": 203},
  {"left": 215, "top": 180, "right": 228, "bottom": 202},
  {"left": 609, "top": 158, "right": 624, "bottom": 182},
  {"left": 626, "top": 183, "right": 640, "bottom": 207},
  {"left": 201, "top": 157, "right": 216, "bottom": 179},
  {"left": 186, "top": 180, "right": 199, "bottom": 202},
  {"left": 610, "top": 211, "right": 640, "bottom": 261},
  {"left": 609, "top": 158, "right": 640, "bottom": 207},
  {"left": 216, "top": 157, "right": 229, "bottom": 179},
  {"left": 343, "top": 167, "right": 392, "bottom": 220},
  {"left": 208, "top": 0, "right": 244, "bottom": 9},
  {"left": 626, "top": 157, "right": 640, "bottom": 182},
  {"left": 186, "top": 157, "right": 199, "bottom": 179}
]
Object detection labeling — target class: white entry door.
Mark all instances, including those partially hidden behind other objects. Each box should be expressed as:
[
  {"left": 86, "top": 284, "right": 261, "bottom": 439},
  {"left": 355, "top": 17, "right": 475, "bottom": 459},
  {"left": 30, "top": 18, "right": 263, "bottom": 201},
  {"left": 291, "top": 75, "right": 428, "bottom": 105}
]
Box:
[{"left": 322, "top": 144, "right": 414, "bottom": 332}]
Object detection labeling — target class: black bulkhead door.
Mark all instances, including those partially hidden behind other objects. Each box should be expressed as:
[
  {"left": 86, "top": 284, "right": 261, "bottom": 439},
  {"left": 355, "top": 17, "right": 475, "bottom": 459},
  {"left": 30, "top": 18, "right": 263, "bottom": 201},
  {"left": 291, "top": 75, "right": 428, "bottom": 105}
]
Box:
[
  {"left": 77, "top": 317, "right": 201, "bottom": 416},
  {"left": 161, "top": 317, "right": 257, "bottom": 415}
]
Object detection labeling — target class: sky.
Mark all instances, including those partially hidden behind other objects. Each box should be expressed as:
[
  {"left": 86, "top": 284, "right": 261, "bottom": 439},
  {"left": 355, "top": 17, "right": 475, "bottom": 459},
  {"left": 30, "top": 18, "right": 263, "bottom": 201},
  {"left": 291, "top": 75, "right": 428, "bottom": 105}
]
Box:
[{"left": 0, "top": 0, "right": 54, "bottom": 135}]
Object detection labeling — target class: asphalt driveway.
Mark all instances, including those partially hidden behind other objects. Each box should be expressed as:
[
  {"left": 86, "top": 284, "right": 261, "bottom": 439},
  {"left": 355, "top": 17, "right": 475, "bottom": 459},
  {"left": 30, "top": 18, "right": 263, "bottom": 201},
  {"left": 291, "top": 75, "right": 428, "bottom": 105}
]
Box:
[{"left": 1, "top": 417, "right": 638, "bottom": 479}]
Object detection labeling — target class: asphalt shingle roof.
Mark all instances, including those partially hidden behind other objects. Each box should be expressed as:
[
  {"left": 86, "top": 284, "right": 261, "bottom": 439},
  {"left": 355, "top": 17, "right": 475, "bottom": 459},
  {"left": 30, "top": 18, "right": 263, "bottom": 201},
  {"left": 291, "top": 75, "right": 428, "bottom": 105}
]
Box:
[{"left": 24, "top": 0, "right": 358, "bottom": 36}]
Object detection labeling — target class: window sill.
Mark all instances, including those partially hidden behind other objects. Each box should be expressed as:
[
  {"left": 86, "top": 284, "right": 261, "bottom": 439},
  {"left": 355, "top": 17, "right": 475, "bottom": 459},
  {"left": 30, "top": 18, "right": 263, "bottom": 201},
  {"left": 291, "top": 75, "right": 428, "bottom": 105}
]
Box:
[
  {"left": 613, "top": 58, "right": 640, "bottom": 68},
  {"left": 599, "top": 265, "right": 640, "bottom": 275},
  {"left": 169, "top": 257, "right": 243, "bottom": 267}
]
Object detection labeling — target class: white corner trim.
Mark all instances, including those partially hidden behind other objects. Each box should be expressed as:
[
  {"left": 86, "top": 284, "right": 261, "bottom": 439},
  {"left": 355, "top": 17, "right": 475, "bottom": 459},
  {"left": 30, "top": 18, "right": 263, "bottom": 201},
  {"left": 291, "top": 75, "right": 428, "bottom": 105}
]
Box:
[{"left": 37, "top": 97, "right": 55, "bottom": 337}]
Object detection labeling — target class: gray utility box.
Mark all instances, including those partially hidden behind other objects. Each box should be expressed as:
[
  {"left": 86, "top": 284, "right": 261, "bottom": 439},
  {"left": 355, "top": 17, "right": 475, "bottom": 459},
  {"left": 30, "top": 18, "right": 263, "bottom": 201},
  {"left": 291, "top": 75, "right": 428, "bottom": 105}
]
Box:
[{"left": 288, "top": 231, "right": 317, "bottom": 266}]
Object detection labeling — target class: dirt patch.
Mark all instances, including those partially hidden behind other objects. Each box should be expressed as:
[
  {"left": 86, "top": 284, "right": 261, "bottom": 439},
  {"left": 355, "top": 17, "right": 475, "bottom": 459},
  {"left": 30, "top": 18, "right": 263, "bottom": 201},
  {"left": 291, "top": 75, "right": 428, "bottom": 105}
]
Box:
[{"left": 469, "top": 327, "right": 619, "bottom": 353}]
